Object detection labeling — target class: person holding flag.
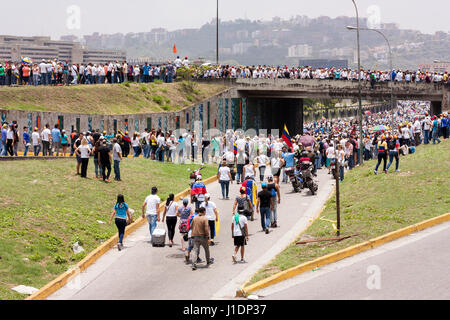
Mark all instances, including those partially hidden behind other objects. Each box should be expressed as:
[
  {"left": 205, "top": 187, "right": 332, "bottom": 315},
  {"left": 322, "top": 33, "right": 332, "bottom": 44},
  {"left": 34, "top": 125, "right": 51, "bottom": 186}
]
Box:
[
  {"left": 191, "top": 176, "right": 208, "bottom": 210},
  {"left": 282, "top": 124, "right": 293, "bottom": 150}
]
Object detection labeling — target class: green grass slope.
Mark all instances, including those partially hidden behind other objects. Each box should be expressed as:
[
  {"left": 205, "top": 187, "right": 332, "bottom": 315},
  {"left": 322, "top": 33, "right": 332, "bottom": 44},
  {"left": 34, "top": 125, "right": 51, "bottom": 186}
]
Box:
[
  {"left": 250, "top": 139, "right": 450, "bottom": 284},
  {"left": 0, "top": 81, "right": 226, "bottom": 115},
  {"left": 0, "top": 158, "right": 217, "bottom": 299}
]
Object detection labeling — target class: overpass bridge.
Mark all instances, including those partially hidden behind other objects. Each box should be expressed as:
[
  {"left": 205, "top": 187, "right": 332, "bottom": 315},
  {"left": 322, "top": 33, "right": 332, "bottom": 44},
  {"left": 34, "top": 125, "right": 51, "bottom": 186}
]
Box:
[{"left": 196, "top": 78, "right": 449, "bottom": 134}]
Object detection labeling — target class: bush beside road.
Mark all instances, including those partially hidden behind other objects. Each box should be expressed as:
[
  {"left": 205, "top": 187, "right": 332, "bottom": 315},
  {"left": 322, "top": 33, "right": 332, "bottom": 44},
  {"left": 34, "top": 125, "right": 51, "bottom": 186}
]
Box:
[{"left": 249, "top": 139, "right": 450, "bottom": 285}]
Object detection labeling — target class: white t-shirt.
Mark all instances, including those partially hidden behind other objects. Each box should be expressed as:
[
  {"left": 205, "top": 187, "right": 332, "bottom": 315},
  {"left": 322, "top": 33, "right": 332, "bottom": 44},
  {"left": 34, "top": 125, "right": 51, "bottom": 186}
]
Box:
[
  {"left": 32, "top": 131, "right": 40, "bottom": 145},
  {"left": 131, "top": 138, "right": 140, "bottom": 147},
  {"left": 232, "top": 214, "right": 248, "bottom": 237},
  {"left": 200, "top": 201, "right": 217, "bottom": 221},
  {"left": 165, "top": 201, "right": 177, "bottom": 217},
  {"left": 79, "top": 145, "right": 91, "bottom": 158},
  {"left": 41, "top": 128, "right": 51, "bottom": 142},
  {"left": 145, "top": 194, "right": 161, "bottom": 216},
  {"left": 218, "top": 166, "right": 231, "bottom": 181}
]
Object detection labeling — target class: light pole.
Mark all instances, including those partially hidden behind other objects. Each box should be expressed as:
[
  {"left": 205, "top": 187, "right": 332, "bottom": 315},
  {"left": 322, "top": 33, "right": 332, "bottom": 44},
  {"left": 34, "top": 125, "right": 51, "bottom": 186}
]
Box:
[
  {"left": 216, "top": 0, "right": 219, "bottom": 65},
  {"left": 350, "top": 0, "right": 363, "bottom": 165},
  {"left": 347, "top": 26, "right": 395, "bottom": 129}
]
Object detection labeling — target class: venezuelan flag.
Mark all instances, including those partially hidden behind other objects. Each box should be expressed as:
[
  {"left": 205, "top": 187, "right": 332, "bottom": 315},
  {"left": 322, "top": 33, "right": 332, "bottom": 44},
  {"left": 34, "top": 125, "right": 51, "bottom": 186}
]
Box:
[
  {"left": 282, "top": 124, "right": 293, "bottom": 149},
  {"left": 233, "top": 142, "right": 238, "bottom": 155},
  {"left": 190, "top": 181, "right": 207, "bottom": 197},
  {"left": 242, "top": 179, "right": 257, "bottom": 206},
  {"left": 118, "top": 129, "right": 131, "bottom": 142}
]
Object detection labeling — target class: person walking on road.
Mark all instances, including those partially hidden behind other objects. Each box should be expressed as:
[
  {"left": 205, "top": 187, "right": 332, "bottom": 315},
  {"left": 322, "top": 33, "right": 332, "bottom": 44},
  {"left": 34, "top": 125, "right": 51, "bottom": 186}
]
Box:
[
  {"left": 142, "top": 186, "right": 161, "bottom": 242},
  {"left": 232, "top": 206, "right": 249, "bottom": 264},
  {"left": 217, "top": 159, "right": 232, "bottom": 199},
  {"left": 267, "top": 176, "right": 280, "bottom": 228},
  {"left": 257, "top": 182, "right": 272, "bottom": 234},
  {"left": 178, "top": 198, "right": 193, "bottom": 252},
  {"left": 190, "top": 207, "right": 214, "bottom": 270},
  {"left": 386, "top": 136, "right": 400, "bottom": 173},
  {"left": 232, "top": 186, "right": 254, "bottom": 220},
  {"left": 200, "top": 194, "right": 218, "bottom": 246},
  {"left": 109, "top": 194, "right": 132, "bottom": 251},
  {"left": 162, "top": 193, "right": 178, "bottom": 247}
]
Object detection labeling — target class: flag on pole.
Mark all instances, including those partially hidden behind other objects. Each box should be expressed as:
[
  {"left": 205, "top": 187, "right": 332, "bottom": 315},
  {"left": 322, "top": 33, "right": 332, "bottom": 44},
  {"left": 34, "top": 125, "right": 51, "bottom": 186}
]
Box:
[
  {"left": 173, "top": 44, "right": 177, "bottom": 53},
  {"left": 282, "top": 125, "right": 293, "bottom": 149},
  {"left": 233, "top": 142, "right": 238, "bottom": 155}
]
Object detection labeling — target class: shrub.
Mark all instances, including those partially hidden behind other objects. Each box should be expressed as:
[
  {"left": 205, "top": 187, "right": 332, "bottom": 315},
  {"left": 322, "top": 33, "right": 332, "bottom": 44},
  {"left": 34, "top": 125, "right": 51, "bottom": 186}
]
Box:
[{"left": 152, "top": 95, "right": 164, "bottom": 105}]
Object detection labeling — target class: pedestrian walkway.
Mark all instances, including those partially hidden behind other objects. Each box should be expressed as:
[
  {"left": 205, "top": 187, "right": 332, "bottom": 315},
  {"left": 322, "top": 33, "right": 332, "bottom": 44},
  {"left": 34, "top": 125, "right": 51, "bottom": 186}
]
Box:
[{"left": 48, "top": 169, "right": 334, "bottom": 300}]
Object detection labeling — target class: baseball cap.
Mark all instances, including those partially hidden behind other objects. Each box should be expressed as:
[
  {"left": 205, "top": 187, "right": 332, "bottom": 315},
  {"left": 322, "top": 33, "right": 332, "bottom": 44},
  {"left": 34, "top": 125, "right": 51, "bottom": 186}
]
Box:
[
  {"left": 205, "top": 193, "right": 210, "bottom": 199},
  {"left": 261, "top": 182, "right": 268, "bottom": 188},
  {"left": 183, "top": 198, "right": 189, "bottom": 205},
  {"left": 267, "top": 176, "right": 274, "bottom": 181}
]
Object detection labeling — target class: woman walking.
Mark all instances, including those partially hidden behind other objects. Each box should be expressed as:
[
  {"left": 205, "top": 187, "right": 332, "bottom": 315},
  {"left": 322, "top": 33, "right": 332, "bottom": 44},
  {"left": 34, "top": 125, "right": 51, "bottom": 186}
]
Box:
[
  {"left": 233, "top": 186, "right": 254, "bottom": 221},
  {"left": 163, "top": 193, "right": 178, "bottom": 247},
  {"left": 177, "top": 198, "right": 193, "bottom": 251},
  {"left": 92, "top": 140, "right": 102, "bottom": 179},
  {"left": 75, "top": 138, "right": 92, "bottom": 178},
  {"left": 217, "top": 159, "right": 232, "bottom": 199},
  {"left": 109, "top": 194, "right": 132, "bottom": 251}
]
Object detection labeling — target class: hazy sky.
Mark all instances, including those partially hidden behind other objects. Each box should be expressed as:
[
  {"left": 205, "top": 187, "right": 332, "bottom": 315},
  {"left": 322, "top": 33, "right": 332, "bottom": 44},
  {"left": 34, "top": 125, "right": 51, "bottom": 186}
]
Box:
[{"left": 1, "top": 0, "right": 449, "bottom": 39}]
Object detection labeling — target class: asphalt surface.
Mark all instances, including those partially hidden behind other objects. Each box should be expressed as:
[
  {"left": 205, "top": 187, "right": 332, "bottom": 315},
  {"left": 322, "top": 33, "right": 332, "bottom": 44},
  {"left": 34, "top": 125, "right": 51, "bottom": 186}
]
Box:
[
  {"left": 48, "top": 166, "right": 334, "bottom": 300},
  {"left": 257, "top": 220, "right": 450, "bottom": 300}
]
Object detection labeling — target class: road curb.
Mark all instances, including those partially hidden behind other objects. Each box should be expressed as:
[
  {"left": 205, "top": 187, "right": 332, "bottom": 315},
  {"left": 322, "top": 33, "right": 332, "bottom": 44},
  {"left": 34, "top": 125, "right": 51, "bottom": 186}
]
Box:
[
  {"left": 26, "top": 175, "right": 218, "bottom": 300},
  {"left": 236, "top": 211, "right": 450, "bottom": 297}
]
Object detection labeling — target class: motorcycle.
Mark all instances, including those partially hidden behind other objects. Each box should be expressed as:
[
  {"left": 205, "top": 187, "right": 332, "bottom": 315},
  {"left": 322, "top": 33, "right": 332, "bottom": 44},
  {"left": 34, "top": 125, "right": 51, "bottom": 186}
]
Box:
[
  {"left": 285, "top": 166, "right": 303, "bottom": 193},
  {"left": 299, "top": 158, "right": 319, "bottom": 195},
  {"left": 189, "top": 167, "right": 206, "bottom": 188}
]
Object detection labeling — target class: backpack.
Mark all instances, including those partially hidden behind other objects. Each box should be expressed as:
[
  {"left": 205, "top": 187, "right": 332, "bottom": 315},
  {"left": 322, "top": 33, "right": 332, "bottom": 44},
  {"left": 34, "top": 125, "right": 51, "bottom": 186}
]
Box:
[{"left": 388, "top": 140, "right": 396, "bottom": 150}]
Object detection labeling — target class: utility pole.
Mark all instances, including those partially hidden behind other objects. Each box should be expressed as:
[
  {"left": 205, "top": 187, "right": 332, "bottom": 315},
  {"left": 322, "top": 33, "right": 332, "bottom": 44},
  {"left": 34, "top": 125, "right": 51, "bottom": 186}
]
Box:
[
  {"left": 334, "top": 139, "right": 341, "bottom": 237},
  {"left": 351, "top": 0, "right": 364, "bottom": 166},
  {"left": 216, "top": 0, "right": 219, "bottom": 66}
]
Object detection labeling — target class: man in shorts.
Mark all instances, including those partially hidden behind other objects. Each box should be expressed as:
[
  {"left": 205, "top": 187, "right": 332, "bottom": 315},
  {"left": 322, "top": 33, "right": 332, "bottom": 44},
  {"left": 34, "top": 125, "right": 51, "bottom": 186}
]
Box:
[{"left": 232, "top": 206, "right": 249, "bottom": 263}]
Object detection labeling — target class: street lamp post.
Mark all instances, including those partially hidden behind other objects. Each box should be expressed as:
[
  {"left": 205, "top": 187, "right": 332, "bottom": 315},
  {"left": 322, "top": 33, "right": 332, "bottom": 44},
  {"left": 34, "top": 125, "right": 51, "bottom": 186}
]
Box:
[
  {"left": 347, "top": 26, "right": 395, "bottom": 129},
  {"left": 351, "top": 0, "right": 364, "bottom": 165},
  {"left": 216, "top": 0, "right": 219, "bottom": 65}
]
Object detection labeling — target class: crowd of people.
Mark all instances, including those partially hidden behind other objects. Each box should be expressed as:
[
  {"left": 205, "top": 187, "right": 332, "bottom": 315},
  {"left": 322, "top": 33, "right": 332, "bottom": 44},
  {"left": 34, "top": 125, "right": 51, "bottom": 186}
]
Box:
[
  {"left": 194, "top": 65, "right": 450, "bottom": 85},
  {"left": 103, "top": 100, "right": 448, "bottom": 271},
  {"left": 0, "top": 56, "right": 191, "bottom": 86},
  {"left": 2, "top": 98, "right": 448, "bottom": 271},
  {"left": 1, "top": 58, "right": 449, "bottom": 87}
]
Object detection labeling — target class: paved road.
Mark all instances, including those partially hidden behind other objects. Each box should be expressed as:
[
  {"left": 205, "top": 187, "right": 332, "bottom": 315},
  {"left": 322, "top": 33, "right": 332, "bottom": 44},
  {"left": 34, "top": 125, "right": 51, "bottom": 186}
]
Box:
[
  {"left": 49, "top": 167, "right": 334, "bottom": 300},
  {"left": 256, "top": 220, "right": 450, "bottom": 300}
]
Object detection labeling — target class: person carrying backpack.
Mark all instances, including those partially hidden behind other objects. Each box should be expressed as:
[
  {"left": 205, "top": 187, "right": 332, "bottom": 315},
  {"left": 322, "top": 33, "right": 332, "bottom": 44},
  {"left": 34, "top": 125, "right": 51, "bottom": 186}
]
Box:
[
  {"left": 232, "top": 206, "right": 249, "bottom": 264},
  {"left": 267, "top": 176, "right": 280, "bottom": 228},
  {"left": 232, "top": 187, "right": 253, "bottom": 220},
  {"left": 386, "top": 136, "right": 400, "bottom": 173},
  {"left": 177, "top": 198, "right": 193, "bottom": 253}
]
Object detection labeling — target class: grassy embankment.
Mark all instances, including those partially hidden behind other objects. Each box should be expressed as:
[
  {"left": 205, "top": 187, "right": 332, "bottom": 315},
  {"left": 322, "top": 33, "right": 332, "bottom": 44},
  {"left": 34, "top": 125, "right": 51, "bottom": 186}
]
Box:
[
  {"left": 249, "top": 139, "right": 450, "bottom": 285},
  {"left": 0, "top": 159, "right": 217, "bottom": 299},
  {"left": 0, "top": 81, "right": 227, "bottom": 114}
]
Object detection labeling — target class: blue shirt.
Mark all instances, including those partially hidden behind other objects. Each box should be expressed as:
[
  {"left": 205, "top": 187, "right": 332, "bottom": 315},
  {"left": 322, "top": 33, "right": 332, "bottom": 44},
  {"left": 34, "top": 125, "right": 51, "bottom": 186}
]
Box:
[
  {"left": 51, "top": 128, "right": 61, "bottom": 142},
  {"left": 23, "top": 131, "right": 30, "bottom": 144},
  {"left": 441, "top": 118, "right": 449, "bottom": 128},
  {"left": 114, "top": 202, "right": 129, "bottom": 219},
  {"left": 281, "top": 152, "right": 295, "bottom": 168},
  {"left": 1, "top": 128, "right": 7, "bottom": 142}
]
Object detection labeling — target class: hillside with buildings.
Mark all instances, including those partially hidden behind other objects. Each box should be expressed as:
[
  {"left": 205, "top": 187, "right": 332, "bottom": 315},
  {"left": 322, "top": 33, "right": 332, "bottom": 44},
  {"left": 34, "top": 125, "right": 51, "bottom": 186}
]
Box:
[{"left": 78, "top": 15, "right": 449, "bottom": 70}]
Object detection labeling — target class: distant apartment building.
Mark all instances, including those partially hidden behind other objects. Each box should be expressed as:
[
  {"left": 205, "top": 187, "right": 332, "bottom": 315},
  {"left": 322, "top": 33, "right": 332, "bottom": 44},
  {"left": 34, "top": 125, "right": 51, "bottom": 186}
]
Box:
[
  {"left": 288, "top": 44, "right": 313, "bottom": 58},
  {"left": 232, "top": 42, "right": 253, "bottom": 55},
  {"left": 0, "top": 35, "right": 126, "bottom": 64},
  {"left": 299, "top": 59, "right": 348, "bottom": 69}
]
